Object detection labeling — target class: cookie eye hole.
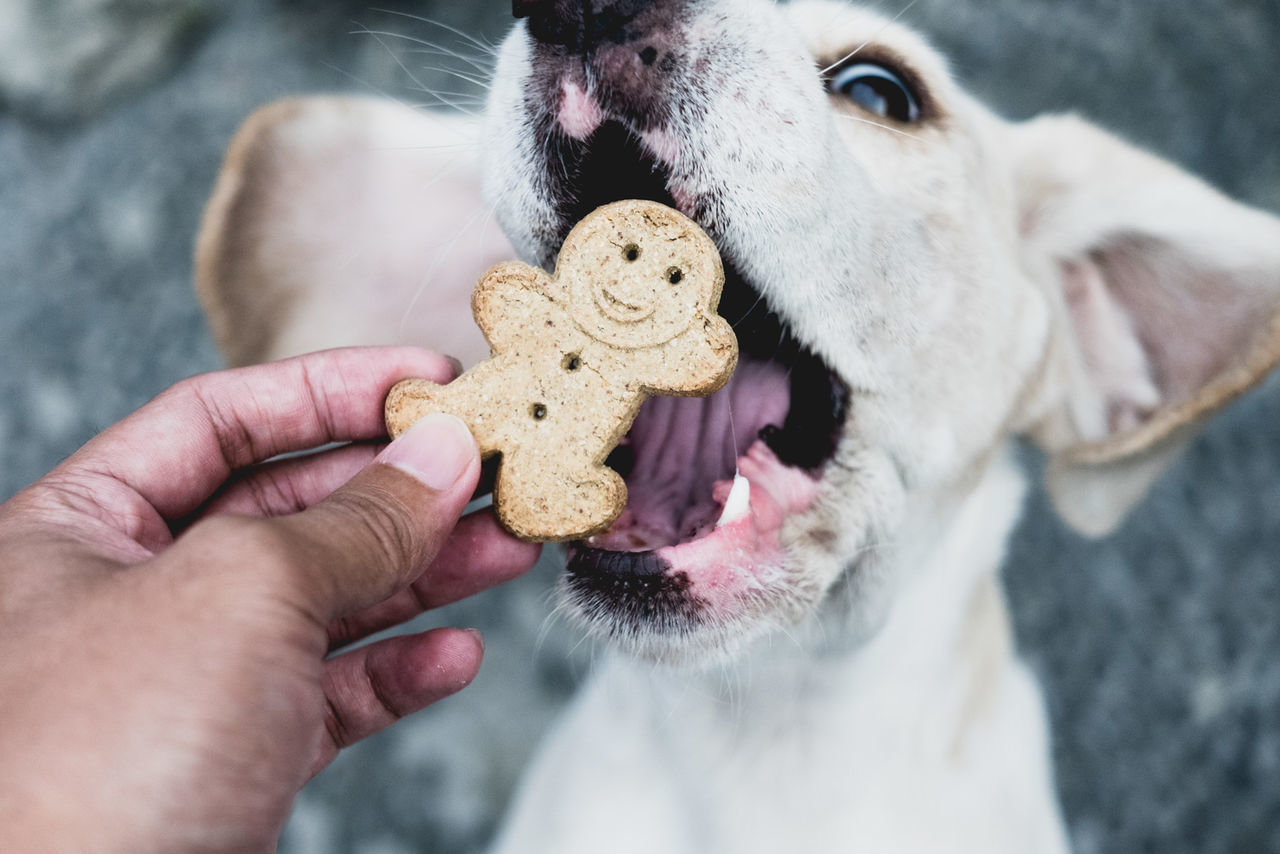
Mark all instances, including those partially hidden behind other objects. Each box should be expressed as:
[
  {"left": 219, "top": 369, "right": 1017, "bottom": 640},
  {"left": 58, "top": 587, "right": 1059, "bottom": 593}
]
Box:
[
  {"left": 666, "top": 267, "right": 683, "bottom": 285},
  {"left": 622, "top": 243, "right": 641, "bottom": 262},
  {"left": 562, "top": 353, "right": 582, "bottom": 371},
  {"left": 531, "top": 403, "right": 548, "bottom": 420}
]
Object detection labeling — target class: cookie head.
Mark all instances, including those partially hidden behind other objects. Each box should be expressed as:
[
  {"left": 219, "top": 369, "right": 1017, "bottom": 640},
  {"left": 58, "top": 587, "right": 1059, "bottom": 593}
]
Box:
[{"left": 562, "top": 201, "right": 724, "bottom": 349}]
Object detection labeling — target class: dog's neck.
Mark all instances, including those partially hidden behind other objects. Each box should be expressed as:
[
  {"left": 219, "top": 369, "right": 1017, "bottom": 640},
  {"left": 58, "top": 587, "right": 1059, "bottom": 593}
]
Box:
[{"left": 506, "top": 449, "right": 1071, "bottom": 852}]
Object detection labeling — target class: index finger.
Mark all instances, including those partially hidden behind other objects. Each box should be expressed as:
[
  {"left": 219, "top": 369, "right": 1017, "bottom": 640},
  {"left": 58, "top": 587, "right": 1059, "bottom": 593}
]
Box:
[{"left": 61, "top": 347, "right": 455, "bottom": 521}]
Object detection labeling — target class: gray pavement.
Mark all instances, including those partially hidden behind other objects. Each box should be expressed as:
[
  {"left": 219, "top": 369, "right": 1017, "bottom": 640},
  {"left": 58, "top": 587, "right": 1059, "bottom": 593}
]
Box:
[{"left": 2, "top": 1, "right": 1277, "bottom": 851}]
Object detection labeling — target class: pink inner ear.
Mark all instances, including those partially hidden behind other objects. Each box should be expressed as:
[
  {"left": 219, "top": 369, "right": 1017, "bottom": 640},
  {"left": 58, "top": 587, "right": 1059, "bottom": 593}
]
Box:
[
  {"left": 1062, "top": 254, "right": 1160, "bottom": 433},
  {"left": 1064, "top": 234, "right": 1277, "bottom": 435}
]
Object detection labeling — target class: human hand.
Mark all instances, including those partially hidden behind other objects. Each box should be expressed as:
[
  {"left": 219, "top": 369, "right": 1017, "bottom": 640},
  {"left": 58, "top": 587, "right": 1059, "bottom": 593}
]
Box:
[{"left": 0, "top": 347, "right": 541, "bottom": 853}]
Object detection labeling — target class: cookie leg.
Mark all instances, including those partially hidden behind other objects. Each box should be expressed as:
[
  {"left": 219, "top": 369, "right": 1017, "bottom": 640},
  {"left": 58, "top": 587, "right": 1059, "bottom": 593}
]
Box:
[{"left": 495, "top": 457, "right": 626, "bottom": 542}]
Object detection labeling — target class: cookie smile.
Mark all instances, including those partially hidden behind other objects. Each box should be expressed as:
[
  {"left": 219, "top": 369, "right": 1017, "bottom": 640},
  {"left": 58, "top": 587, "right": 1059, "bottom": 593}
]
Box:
[{"left": 595, "top": 285, "right": 654, "bottom": 322}]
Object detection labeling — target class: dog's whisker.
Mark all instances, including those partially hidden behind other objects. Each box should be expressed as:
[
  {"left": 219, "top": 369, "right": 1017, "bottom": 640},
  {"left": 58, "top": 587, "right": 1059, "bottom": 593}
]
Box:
[
  {"left": 396, "top": 71, "right": 491, "bottom": 114},
  {"left": 319, "top": 61, "right": 424, "bottom": 113},
  {"left": 835, "top": 113, "right": 925, "bottom": 141},
  {"left": 418, "top": 97, "right": 476, "bottom": 116},
  {"left": 556, "top": 143, "right": 571, "bottom": 183},
  {"left": 533, "top": 595, "right": 571, "bottom": 664},
  {"left": 364, "top": 141, "right": 478, "bottom": 153},
  {"left": 402, "top": 48, "right": 495, "bottom": 74},
  {"left": 566, "top": 615, "right": 603, "bottom": 660},
  {"left": 406, "top": 84, "right": 488, "bottom": 115},
  {"left": 818, "top": 0, "right": 920, "bottom": 74},
  {"left": 351, "top": 23, "right": 493, "bottom": 57},
  {"left": 397, "top": 201, "right": 492, "bottom": 338},
  {"left": 729, "top": 293, "right": 768, "bottom": 331},
  {"left": 352, "top": 28, "right": 496, "bottom": 74},
  {"left": 764, "top": 615, "right": 807, "bottom": 655},
  {"left": 402, "top": 92, "right": 484, "bottom": 117},
  {"left": 399, "top": 151, "right": 471, "bottom": 206},
  {"left": 355, "top": 28, "right": 442, "bottom": 111},
  {"left": 412, "top": 63, "right": 493, "bottom": 91},
  {"left": 368, "top": 8, "right": 502, "bottom": 56}
]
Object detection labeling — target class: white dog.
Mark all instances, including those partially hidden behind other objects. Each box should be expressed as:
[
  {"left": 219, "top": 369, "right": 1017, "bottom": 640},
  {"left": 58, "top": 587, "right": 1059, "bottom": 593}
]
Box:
[{"left": 196, "top": 1, "right": 1280, "bottom": 850}]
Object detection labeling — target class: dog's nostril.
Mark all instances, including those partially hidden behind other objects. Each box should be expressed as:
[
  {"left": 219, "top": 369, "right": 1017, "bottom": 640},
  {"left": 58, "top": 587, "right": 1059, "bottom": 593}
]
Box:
[{"left": 639, "top": 46, "right": 658, "bottom": 66}]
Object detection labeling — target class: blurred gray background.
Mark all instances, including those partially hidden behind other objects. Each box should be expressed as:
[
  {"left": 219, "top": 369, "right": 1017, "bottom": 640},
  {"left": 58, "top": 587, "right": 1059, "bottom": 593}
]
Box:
[{"left": 1, "top": 0, "right": 1277, "bottom": 851}]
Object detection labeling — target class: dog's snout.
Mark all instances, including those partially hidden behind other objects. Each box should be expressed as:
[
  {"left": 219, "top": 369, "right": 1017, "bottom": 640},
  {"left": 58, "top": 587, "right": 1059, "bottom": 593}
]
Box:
[
  {"left": 519, "top": 0, "right": 684, "bottom": 129},
  {"left": 515, "top": 0, "right": 660, "bottom": 52}
]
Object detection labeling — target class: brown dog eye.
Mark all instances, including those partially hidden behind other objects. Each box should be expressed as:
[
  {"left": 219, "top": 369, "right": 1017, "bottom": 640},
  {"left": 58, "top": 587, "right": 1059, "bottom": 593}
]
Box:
[
  {"left": 828, "top": 61, "right": 921, "bottom": 123},
  {"left": 623, "top": 244, "right": 640, "bottom": 262},
  {"left": 667, "top": 267, "right": 683, "bottom": 285},
  {"left": 562, "top": 353, "right": 582, "bottom": 371},
  {"left": 531, "top": 403, "right": 548, "bottom": 420}
]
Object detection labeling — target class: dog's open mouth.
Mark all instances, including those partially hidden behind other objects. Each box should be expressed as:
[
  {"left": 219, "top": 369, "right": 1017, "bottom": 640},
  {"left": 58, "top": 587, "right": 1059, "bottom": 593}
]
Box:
[{"left": 553, "top": 122, "right": 850, "bottom": 619}]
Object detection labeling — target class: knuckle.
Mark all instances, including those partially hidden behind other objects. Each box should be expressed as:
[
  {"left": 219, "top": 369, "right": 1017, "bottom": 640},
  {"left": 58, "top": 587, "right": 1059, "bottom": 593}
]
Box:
[
  {"left": 168, "top": 376, "right": 262, "bottom": 469},
  {"left": 323, "top": 694, "right": 351, "bottom": 750},
  {"left": 327, "top": 487, "right": 421, "bottom": 574}
]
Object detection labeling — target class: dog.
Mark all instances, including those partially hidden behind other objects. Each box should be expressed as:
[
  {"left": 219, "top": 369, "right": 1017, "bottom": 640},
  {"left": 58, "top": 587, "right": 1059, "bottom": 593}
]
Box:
[{"left": 195, "top": 1, "right": 1280, "bottom": 850}]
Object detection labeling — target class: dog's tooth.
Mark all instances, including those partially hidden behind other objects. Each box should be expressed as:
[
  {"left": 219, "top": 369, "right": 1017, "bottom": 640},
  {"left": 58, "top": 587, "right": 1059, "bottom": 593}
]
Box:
[{"left": 716, "top": 472, "right": 751, "bottom": 528}]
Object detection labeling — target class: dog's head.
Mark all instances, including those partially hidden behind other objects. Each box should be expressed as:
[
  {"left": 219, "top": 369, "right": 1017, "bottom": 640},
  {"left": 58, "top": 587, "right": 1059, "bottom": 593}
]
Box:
[
  {"left": 196, "top": 0, "right": 1280, "bottom": 666},
  {"left": 479, "top": 0, "right": 1280, "bottom": 661}
]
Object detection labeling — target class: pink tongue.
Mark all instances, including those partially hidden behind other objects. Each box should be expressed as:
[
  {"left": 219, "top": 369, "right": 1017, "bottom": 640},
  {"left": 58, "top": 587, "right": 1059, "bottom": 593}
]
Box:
[{"left": 593, "top": 359, "right": 791, "bottom": 550}]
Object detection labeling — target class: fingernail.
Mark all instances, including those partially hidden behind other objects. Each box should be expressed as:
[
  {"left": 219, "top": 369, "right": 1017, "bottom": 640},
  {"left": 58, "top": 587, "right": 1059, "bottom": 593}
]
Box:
[
  {"left": 444, "top": 355, "right": 464, "bottom": 378},
  {"left": 378, "top": 413, "right": 477, "bottom": 491},
  {"left": 464, "top": 628, "right": 485, "bottom": 653}
]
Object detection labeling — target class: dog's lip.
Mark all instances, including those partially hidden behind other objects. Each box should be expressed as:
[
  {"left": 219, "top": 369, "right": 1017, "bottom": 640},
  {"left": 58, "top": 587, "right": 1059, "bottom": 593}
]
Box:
[{"left": 569, "top": 438, "right": 821, "bottom": 606}]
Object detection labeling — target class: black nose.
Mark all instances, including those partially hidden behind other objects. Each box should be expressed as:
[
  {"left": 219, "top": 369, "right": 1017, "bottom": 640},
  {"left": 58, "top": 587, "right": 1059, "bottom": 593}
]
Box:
[
  {"left": 511, "top": 0, "right": 551, "bottom": 17},
  {"left": 514, "top": 0, "right": 650, "bottom": 50}
]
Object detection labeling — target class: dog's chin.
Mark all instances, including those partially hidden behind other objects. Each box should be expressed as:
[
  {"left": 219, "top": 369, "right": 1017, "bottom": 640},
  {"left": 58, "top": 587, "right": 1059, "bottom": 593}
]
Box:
[{"left": 545, "top": 122, "right": 851, "bottom": 664}]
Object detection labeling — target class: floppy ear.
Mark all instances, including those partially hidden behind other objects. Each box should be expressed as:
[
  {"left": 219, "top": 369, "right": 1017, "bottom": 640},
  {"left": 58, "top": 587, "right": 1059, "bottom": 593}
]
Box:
[
  {"left": 1011, "top": 114, "right": 1280, "bottom": 536},
  {"left": 196, "top": 96, "right": 512, "bottom": 367}
]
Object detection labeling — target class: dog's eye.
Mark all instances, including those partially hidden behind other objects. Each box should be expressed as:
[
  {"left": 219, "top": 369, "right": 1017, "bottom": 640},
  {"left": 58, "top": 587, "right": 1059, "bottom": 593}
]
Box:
[{"left": 828, "top": 62, "right": 921, "bottom": 123}]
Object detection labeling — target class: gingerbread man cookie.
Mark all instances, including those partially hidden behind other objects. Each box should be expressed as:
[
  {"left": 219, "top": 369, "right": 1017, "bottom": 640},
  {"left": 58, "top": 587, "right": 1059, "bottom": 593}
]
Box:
[{"left": 385, "top": 200, "right": 738, "bottom": 542}]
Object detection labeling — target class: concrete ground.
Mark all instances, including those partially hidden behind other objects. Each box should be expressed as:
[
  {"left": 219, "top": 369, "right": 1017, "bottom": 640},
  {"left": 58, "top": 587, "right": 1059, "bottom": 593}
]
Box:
[{"left": 2, "top": 1, "right": 1277, "bottom": 851}]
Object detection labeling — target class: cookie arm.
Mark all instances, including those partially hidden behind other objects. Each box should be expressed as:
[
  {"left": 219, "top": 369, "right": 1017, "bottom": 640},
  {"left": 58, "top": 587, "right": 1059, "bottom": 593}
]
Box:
[
  {"left": 644, "top": 315, "right": 739, "bottom": 395},
  {"left": 471, "top": 261, "right": 557, "bottom": 352}
]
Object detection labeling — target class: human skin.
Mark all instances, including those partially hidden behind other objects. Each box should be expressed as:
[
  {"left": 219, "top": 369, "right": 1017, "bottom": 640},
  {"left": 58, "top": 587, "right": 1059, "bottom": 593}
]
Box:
[{"left": 0, "top": 347, "right": 541, "bottom": 853}]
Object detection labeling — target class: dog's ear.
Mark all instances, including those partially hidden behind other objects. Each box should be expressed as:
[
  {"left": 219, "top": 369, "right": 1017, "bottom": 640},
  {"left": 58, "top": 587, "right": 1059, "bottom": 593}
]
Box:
[
  {"left": 196, "top": 97, "right": 510, "bottom": 367},
  {"left": 1010, "top": 114, "right": 1280, "bottom": 536}
]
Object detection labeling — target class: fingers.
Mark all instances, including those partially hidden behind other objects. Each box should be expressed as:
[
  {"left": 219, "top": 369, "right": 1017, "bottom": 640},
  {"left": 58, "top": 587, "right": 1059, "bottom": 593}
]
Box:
[
  {"left": 63, "top": 347, "right": 457, "bottom": 521},
  {"left": 198, "top": 443, "right": 382, "bottom": 520},
  {"left": 192, "top": 437, "right": 538, "bottom": 648},
  {"left": 312, "top": 627, "right": 484, "bottom": 776},
  {"left": 268, "top": 414, "right": 481, "bottom": 621},
  {"left": 328, "top": 511, "right": 540, "bottom": 650}
]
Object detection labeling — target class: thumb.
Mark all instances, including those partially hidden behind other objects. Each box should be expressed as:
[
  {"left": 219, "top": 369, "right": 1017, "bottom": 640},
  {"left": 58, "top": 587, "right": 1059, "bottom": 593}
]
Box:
[{"left": 272, "top": 413, "right": 481, "bottom": 621}]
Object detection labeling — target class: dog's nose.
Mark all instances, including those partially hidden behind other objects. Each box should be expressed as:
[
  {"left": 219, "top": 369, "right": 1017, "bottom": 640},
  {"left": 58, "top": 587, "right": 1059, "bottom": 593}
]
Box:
[
  {"left": 512, "top": 0, "right": 554, "bottom": 19},
  {"left": 514, "top": 0, "right": 650, "bottom": 51}
]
